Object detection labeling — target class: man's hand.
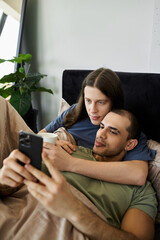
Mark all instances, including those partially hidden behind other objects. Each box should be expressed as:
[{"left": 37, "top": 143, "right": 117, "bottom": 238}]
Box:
[
  {"left": 0, "top": 149, "right": 36, "bottom": 188},
  {"left": 55, "top": 140, "right": 77, "bottom": 154},
  {"left": 43, "top": 144, "right": 74, "bottom": 171},
  {"left": 24, "top": 152, "right": 78, "bottom": 219}
]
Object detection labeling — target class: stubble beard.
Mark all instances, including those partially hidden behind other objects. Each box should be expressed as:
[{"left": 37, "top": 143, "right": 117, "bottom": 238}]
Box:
[{"left": 93, "top": 145, "right": 125, "bottom": 158}]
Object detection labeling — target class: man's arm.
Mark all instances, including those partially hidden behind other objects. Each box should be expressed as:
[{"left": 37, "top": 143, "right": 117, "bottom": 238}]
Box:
[
  {"left": 64, "top": 157, "right": 148, "bottom": 186},
  {"left": 24, "top": 153, "right": 154, "bottom": 240},
  {"left": 71, "top": 206, "right": 154, "bottom": 240},
  {"left": 121, "top": 208, "right": 155, "bottom": 240},
  {"left": 43, "top": 143, "right": 148, "bottom": 186}
]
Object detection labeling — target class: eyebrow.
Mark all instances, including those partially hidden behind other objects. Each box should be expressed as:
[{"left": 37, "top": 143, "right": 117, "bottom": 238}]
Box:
[
  {"left": 100, "top": 122, "right": 120, "bottom": 134},
  {"left": 108, "top": 126, "right": 120, "bottom": 134},
  {"left": 85, "top": 97, "right": 108, "bottom": 101}
]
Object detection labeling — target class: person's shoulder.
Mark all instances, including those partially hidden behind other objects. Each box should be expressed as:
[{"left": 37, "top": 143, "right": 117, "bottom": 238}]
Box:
[
  {"left": 70, "top": 103, "right": 77, "bottom": 109},
  {"left": 141, "top": 180, "right": 155, "bottom": 190},
  {"left": 135, "top": 180, "right": 156, "bottom": 194},
  {"left": 124, "top": 131, "right": 156, "bottom": 161},
  {"left": 60, "top": 103, "right": 77, "bottom": 117}
]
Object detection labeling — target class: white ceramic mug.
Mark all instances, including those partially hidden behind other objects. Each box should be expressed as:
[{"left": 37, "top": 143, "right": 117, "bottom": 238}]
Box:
[{"left": 38, "top": 132, "right": 58, "bottom": 145}]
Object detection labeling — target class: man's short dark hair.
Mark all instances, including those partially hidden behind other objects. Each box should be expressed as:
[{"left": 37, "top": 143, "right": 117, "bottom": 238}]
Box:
[{"left": 111, "top": 109, "right": 141, "bottom": 140}]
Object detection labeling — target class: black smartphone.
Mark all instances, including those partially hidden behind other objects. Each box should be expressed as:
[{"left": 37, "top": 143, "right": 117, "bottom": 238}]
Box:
[{"left": 19, "top": 131, "right": 43, "bottom": 170}]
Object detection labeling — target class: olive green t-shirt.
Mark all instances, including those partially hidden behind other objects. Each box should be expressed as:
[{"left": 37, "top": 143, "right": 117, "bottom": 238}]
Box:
[{"left": 42, "top": 146, "right": 157, "bottom": 228}]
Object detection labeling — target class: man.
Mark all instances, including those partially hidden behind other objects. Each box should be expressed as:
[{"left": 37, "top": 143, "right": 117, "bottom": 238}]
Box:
[{"left": 0, "top": 109, "right": 157, "bottom": 240}]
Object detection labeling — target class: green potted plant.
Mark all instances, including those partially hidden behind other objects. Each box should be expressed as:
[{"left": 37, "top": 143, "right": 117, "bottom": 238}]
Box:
[{"left": 0, "top": 53, "right": 53, "bottom": 117}]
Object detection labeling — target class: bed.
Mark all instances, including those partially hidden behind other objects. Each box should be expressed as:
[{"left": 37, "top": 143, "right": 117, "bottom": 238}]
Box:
[{"left": 0, "top": 69, "right": 160, "bottom": 239}]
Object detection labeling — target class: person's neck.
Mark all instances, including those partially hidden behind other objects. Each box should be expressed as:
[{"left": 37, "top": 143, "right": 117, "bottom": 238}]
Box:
[{"left": 92, "top": 151, "right": 126, "bottom": 162}]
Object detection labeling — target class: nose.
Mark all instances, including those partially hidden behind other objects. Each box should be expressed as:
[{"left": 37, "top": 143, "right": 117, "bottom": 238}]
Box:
[
  {"left": 98, "top": 127, "right": 107, "bottom": 139},
  {"left": 90, "top": 102, "right": 97, "bottom": 113}
]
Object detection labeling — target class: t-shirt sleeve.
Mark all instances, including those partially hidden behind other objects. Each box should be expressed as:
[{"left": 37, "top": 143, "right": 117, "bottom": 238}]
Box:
[
  {"left": 124, "top": 132, "right": 156, "bottom": 161},
  {"left": 129, "top": 181, "right": 157, "bottom": 221},
  {"left": 45, "top": 104, "right": 76, "bottom": 132}
]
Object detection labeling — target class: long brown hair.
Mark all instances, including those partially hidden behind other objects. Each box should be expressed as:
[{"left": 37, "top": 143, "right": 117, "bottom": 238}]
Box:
[{"left": 64, "top": 68, "right": 124, "bottom": 128}]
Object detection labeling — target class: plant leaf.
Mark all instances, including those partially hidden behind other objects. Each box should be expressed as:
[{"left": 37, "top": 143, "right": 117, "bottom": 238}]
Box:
[
  {"left": 10, "top": 91, "right": 31, "bottom": 116},
  {"left": 0, "top": 85, "right": 13, "bottom": 98},
  {"left": 0, "top": 54, "right": 32, "bottom": 65},
  {"left": 0, "top": 71, "right": 25, "bottom": 83},
  {"left": 25, "top": 73, "right": 47, "bottom": 88},
  {"left": 19, "top": 67, "right": 24, "bottom": 73},
  {"left": 0, "top": 73, "right": 17, "bottom": 83},
  {"left": 32, "top": 87, "right": 53, "bottom": 94},
  {"left": 0, "top": 59, "right": 6, "bottom": 63},
  {"left": 0, "top": 58, "right": 15, "bottom": 63},
  {"left": 18, "top": 54, "right": 32, "bottom": 63}
]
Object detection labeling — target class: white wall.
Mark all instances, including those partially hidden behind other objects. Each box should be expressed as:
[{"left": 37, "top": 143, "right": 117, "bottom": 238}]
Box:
[
  {"left": 21, "top": 0, "right": 159, "bottom": 129},
  {"left": 150, "top": 0, "right": 160, "bottom": 72}
]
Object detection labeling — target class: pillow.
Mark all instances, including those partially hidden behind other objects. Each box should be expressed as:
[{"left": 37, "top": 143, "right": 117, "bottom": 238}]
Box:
[
  {"left": 148, "top": 139, "right": 160, "bottom": 224},
  {"left": 58, "top": 98, "right": 70, "bottom": 115},
  {"left": 56, "top": 98, "right": 76, "bottom": 144}
]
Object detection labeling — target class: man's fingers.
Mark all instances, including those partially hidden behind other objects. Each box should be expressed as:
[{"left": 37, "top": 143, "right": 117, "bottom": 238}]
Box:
[
  {"left": 27, "top": 186, "right": 49, "bottom": 205},
  {"left": 24, "top": 179, "right": 50, "bottom": 197},
  {"left": 55, "top": 140, "right": 76, "bottom": 152},
  {"left": 42, "top": 152, "right": 65, "bottom": 184},
  {"left": 43, "top": 142, "right": 54, "bottom": 150},
  {"left": 10, "top": 149, "right": 30, "bottom": 165},
  {"left": 24, "top": 179, "right": 56, "bottom": 206},
  {"left": 24, "top": 164, "right": 56, "bottom": 188},
  {"left": 3, "top": 156, "right": 35, "bottom": 182},
  {"left": 1, "top": 175, "right": 20, "bottom": 188},
  {"left": 62, "top": 145, "right": 73, "bottom": 154},
  {"left": 4, "top": 168, "right": 24, "bottom": 184},
  {"left": 5, "top": 150, "right": 36, "bottom": 181},
  {"left": 61, "top": 142, "right": 76, "bottom": 152},
  {"left": 67, "top": 143, "right": 77, "bottom": 151}
]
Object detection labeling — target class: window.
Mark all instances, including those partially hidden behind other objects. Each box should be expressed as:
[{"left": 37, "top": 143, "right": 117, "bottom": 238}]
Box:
[{"left": 0, "top": 0, "right": 22, "bottom": 78}]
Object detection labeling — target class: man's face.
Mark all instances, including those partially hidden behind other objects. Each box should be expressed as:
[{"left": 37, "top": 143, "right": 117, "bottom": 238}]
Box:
[{"left": 93, "top": 112, "right": 130, "bottom": 158}]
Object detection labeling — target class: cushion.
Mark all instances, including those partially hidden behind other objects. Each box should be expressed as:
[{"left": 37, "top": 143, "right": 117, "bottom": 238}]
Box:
[
  {"left": 56, "top": 99, "right": 76, "bottom": 144},
  {"left": 148, "top": 140, "right": 160, "bottom": 224},
  {"left": 58, "top": 98, "right": 70, "bottom": 115},
  {"left": 54, "top": 127, "right": 76, "bottom": 145}
]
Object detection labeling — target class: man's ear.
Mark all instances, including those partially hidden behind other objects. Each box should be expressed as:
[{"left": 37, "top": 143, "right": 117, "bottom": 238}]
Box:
[{"left": 125, "top": 139, "right": 138, "bottom": 151}]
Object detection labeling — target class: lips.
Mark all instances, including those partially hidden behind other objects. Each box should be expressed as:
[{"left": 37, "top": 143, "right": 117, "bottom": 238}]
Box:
[
  {"left": 95, "top": 139, "right": 106, "bottom": 147},
  {"left": 90, "top": 115, "right": 100, "bottom": 121}
]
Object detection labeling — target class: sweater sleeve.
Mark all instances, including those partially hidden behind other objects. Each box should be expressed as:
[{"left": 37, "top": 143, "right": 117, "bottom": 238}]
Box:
[{"left": 45, "top": 104, "right": 76, "bottom": 132}]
